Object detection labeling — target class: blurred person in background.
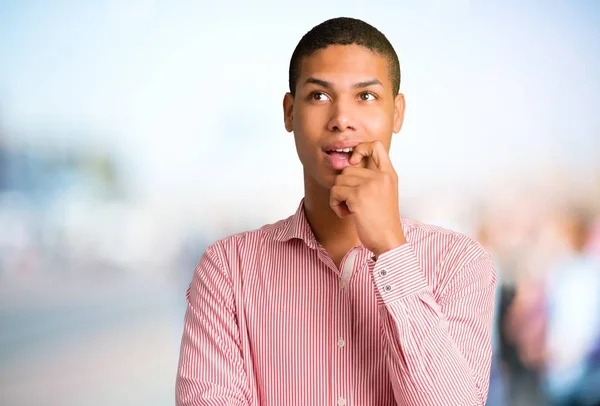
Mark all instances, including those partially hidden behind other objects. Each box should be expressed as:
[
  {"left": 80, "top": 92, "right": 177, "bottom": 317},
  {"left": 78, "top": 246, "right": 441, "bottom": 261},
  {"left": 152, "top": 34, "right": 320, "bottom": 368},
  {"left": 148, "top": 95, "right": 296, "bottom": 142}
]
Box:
[
  {"left": 586, "top": 214, "right": 600, "bottom": 261},
  {"left": 476, "top": 218, "right": 507, "bottom": 406},
  {"left": 506, "top": 205, "right": 600, "bottom": 406},
  {"left": 504, "top": 269, "right": 548, "bottom": 405},
  {"left": 542, "top": 206, "right": 600, "bottom": 406},
  {"left": 176, "top": 17, "right": 496, "bottom": 406}
]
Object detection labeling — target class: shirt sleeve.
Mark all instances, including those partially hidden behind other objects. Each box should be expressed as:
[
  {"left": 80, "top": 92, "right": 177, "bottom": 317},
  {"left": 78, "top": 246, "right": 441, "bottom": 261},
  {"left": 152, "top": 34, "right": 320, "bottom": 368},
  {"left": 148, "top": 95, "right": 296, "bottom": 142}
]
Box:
[
  {"left": 176, "top": 244, "right": 255, "bottom": 406},
  {"left": 367, "top": 239, "right": 497, "bottom": 406}
]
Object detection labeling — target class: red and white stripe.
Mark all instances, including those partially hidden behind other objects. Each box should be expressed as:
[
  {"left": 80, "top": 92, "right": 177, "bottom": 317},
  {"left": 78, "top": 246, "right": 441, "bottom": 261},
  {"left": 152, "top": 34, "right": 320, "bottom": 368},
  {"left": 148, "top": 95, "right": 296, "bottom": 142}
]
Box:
[{"left": 176, "top": 200, "right": 496, "bottom": 405}]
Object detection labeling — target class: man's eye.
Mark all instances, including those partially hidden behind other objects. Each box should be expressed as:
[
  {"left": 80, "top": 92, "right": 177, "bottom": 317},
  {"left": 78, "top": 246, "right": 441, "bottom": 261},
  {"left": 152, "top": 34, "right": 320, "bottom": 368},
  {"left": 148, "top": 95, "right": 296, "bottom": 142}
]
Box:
[
  {"left": 358, "top": 92, "right": 377, "bottom": 101},
  {"left": 310, "top": 92, "right": 330, "bottom": 101}
]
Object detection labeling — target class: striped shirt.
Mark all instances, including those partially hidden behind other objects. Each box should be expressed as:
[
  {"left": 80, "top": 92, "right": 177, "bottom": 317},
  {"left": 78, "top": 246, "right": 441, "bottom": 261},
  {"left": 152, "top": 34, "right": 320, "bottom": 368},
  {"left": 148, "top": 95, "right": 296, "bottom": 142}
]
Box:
[{"left": 176, "top": 200, "right": 496, "bottom": 405}]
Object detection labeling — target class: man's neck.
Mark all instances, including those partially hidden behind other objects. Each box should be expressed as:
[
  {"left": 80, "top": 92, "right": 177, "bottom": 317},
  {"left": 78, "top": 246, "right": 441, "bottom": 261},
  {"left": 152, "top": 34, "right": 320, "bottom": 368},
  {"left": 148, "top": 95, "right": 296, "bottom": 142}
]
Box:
[{"left": 303, "top": 177, "right": 361, "bottom": 256}]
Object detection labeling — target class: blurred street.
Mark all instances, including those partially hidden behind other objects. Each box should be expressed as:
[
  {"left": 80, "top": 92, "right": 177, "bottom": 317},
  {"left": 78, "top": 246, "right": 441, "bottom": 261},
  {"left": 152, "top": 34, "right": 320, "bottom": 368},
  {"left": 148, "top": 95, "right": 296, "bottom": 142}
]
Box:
[{"left": 0, "top": 277, "right": 184, "bottom": 406}]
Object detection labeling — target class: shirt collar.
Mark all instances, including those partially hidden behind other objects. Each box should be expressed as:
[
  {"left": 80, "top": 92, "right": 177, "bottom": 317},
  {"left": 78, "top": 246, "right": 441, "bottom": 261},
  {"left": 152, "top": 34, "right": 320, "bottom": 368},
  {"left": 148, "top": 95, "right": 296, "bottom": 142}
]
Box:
[
  {"left": 274, "top": 198, "right": 412, "bottom": 255},
  {"left": 274, "top": 198, "right": 319, "bottom": 248}
]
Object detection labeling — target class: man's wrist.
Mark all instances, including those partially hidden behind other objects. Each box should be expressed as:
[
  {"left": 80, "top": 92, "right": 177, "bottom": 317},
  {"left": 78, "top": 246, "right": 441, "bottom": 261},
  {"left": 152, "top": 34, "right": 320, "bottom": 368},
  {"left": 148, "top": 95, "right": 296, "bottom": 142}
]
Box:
[
  {"left": 371, "top": 229, "right": 407, "bottom": 259},
  {"left": 368, "top": 243, "right": 429, "bottom": 303}
]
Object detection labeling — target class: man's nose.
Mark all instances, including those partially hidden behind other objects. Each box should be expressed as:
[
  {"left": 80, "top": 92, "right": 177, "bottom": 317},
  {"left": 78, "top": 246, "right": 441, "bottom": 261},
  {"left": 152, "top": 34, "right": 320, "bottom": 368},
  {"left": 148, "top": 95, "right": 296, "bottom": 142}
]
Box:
[{"left": 327, "top": 100, "right": 356, "bottom": 132}]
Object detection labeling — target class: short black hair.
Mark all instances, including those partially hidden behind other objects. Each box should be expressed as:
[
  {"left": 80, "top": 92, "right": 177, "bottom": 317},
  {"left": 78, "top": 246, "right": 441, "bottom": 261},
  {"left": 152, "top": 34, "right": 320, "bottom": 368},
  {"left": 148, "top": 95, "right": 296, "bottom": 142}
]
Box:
[{"left": 288, "top": 17, "right": 401, "bottom": 97}]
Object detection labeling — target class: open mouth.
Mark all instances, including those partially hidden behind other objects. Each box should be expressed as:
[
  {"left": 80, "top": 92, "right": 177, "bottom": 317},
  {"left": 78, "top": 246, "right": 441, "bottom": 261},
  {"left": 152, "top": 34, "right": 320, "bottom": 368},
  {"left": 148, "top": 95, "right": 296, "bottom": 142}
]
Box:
[
  {"left": 324, "top": 147, "right": 354, "bottom": 170},
  {"left": 325, "top": 147, "right": 354, "bottom": 157}
]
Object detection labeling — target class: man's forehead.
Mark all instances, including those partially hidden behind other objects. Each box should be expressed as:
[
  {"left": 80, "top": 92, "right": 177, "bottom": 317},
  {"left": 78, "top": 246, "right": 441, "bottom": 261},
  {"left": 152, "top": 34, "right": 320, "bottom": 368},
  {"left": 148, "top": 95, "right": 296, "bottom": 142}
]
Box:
[
  {"left": 301, "top": 44, "right": 386, "bottom": 65},
  {"left": 298, "top": 47, "right": 392, "bottom": 87}
]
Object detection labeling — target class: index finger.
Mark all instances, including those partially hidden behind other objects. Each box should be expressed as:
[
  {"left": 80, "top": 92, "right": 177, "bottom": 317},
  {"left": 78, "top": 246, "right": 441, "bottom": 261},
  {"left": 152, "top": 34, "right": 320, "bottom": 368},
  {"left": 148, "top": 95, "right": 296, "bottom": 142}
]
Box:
[{"left": 349, "top": 141, "right": 392, "bottom": 171}]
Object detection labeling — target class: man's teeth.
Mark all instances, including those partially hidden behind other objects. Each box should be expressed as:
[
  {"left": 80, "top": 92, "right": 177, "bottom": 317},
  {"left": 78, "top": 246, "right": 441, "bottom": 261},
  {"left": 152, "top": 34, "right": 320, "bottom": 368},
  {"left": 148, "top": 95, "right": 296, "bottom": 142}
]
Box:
[{"left": 333, "top": 148, "right": 353, "bottom": 153}]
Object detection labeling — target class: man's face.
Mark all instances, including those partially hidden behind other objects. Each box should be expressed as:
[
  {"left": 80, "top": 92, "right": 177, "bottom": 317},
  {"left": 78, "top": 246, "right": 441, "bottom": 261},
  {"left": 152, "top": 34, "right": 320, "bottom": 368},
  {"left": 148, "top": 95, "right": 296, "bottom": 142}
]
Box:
[{"left": 283, "top": 44, "right": 405, "bottom": 190}]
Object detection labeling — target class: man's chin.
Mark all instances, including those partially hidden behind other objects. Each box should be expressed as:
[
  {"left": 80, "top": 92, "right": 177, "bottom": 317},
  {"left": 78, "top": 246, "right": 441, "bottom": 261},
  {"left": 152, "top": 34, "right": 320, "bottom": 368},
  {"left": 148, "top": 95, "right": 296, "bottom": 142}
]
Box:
[
  {"left": 322, "top": 174, "right": 339, "bottom": 190},
  {"left": 304, "top": 170, "right": 338, "bottom": 192}
]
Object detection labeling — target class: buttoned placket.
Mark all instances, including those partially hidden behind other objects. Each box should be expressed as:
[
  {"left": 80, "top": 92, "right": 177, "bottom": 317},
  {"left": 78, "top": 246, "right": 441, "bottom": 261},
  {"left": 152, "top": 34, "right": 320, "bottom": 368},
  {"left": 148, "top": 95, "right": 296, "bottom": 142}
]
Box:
[{"left": 330, "top": 248, "right": 358, "bottom": 406}]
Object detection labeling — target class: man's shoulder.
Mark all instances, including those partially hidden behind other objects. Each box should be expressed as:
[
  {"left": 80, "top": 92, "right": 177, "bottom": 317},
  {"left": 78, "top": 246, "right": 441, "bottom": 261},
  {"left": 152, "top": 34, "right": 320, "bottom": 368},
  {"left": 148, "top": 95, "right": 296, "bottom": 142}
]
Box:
[
  {"left": 403, "top": 218, "right": 481, "bottom": 246},
  {"left": 403, "top": 218, "right": 492, "bottom": 266},
  {"left": 404, "top": 218, "right": 496, "bottom": 297},
  {"left": 403, "top": 217, "right": 463, "bottom": 236}
]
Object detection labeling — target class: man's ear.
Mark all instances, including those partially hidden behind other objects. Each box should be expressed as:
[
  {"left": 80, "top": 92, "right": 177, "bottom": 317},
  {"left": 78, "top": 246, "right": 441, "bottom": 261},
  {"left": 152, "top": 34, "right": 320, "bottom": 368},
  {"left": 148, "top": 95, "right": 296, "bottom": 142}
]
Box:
[
  {"left": 283, "top": 92, "right": 294, "bottom": 133},
  {"left": 392, "top": 93, "right": 406, "bottom": 134}
]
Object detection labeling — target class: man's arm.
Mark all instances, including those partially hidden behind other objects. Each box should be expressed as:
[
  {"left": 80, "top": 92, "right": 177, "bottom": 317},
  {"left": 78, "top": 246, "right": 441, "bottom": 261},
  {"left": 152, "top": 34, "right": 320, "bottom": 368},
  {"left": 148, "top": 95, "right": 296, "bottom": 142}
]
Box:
[
  {"left": 367, "top": 238, "right": 496, "bottom": 406},
  {"left": 176, "top": 244, "right": 254, "bottom": 406}
]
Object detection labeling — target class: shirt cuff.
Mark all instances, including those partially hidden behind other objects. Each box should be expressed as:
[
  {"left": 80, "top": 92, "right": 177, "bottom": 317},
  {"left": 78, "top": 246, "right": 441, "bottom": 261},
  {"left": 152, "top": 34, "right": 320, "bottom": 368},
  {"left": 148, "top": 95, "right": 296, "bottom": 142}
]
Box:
[{"left": 367, "top": 243, "right": 429, "bottom": 305}]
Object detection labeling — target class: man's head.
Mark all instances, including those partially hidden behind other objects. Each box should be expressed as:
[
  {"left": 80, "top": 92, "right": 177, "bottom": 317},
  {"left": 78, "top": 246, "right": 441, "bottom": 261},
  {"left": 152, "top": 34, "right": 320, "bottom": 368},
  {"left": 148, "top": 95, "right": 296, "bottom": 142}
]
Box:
[
  {"left": 288, "top": 17, "right": 401, "bottom": 97},
  {"left": 283, "top": 17, "right": 405, "bottom": 190}
]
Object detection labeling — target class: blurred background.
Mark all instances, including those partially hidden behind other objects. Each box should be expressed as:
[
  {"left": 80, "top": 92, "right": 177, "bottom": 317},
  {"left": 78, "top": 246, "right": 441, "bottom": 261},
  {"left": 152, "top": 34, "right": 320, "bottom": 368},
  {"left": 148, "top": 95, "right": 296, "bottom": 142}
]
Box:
[{"left": 0, "top": 1, "right": 599, "bottom": 405}]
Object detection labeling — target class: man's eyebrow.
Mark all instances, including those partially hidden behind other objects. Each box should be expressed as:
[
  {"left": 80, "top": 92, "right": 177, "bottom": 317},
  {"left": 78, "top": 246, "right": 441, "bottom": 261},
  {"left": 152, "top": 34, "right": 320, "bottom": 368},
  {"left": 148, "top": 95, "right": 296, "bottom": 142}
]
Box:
[
  {"left": 352, "top": 79, "right": 383, "bottom": 88},
  {"left": 304, "top": 77, "right": 330, "bottom": 88},
  {"left": 303, "top": 77, "right": 383, "bottom": 89}
]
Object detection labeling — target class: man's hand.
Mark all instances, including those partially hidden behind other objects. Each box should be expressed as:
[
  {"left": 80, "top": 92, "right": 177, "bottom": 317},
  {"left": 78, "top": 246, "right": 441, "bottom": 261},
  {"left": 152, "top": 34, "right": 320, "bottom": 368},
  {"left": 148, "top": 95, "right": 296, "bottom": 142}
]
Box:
[{"left": 330, "top": 140, "right": 406, "bottom": 257}]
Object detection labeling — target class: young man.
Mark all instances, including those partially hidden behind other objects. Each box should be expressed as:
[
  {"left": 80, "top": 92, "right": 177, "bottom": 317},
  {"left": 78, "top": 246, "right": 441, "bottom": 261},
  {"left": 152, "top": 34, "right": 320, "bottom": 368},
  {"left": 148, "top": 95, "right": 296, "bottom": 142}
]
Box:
[{"left": 176, "top": 17, "right": 496, "bottom": 406}]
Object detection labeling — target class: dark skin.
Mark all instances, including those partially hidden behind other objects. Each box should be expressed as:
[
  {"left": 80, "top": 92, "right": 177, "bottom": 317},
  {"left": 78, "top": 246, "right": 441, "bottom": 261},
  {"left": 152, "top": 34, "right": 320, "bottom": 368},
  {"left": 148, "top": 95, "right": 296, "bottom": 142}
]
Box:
[{"left": 283, "top": 44, "right": 407, "bottom": 268}]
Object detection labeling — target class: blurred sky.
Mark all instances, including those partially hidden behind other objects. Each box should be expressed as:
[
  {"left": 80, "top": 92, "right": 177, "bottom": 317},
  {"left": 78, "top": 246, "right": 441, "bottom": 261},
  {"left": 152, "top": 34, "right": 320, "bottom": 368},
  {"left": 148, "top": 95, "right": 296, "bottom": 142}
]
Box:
[{"left": 1, "top": 0, "right": 599, "bottom": 221}]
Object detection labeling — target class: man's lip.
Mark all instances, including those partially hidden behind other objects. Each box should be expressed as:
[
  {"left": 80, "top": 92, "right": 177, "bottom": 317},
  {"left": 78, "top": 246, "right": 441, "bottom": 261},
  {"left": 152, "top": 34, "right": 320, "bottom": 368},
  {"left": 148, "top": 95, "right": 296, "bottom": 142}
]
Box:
[
  {"left": 324, "top": 151, "right": 352, "bottom": 170},
  {"left": 322, "top": 141, "right": 361, "bottom": 151}
]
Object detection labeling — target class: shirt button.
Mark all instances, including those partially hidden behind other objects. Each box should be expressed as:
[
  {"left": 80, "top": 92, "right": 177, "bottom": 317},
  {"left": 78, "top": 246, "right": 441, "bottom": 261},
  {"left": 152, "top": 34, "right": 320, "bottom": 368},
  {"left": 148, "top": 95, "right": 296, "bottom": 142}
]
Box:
[
  {"left": 337, "top": 338, "right": 346, "bottom": 348},
  {"left": 337, "top": 397, "right": 346, "bottom": 406},
  {"left": 339, "top": 280, "right": 346, "bottom": 290},
  {"left": 384, "top": 285, "right": 392, "bottom": 292},
  {"left": 379, "top": 269, "right": 387, "bottom": 276}
]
